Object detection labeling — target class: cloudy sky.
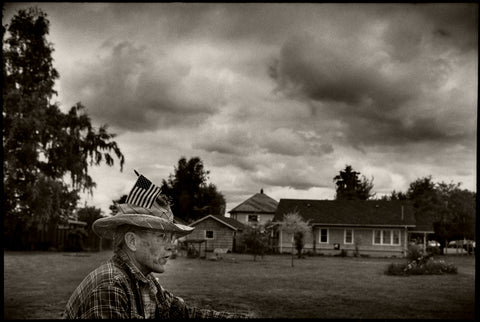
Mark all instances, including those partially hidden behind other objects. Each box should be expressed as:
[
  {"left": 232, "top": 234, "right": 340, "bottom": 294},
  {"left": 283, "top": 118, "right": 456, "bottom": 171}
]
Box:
[{"left": 4, "top": 3, "right": 478, "bottom": 216}]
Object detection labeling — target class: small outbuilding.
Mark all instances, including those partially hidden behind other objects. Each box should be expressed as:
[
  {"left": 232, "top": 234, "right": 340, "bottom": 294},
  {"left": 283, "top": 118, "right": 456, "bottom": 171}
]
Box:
[{"left": 186, "top": 215, "right": 246, "bottom": 253}]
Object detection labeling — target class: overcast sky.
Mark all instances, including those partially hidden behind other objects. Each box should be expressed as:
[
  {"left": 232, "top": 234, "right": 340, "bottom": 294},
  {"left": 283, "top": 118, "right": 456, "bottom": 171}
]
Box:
[{"left": 4, "top": 3, "right": 478, "bottom": 216}]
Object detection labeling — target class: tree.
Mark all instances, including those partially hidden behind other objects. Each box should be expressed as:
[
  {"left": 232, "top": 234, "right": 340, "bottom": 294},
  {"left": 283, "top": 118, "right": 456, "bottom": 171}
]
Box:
[
  {"left": 293, "top": 231, "right": 306, "bottom": 259},
  {"left": 380, "top": 190, "right": 408, "bottom": 201},
  {"left": 109, "top": 194, "right": 127, "bottom": 216},
  {"left": 333, "top": 165, "right": 375, "bottom": 200},
  {"left": 3, "top": 8, "right": 125, "bottom": 249},
  {"left": 434, "top": 182, "right": 475, "bottom": 247},
  {"left": 240, "top": 225, "right": 269, "bottom": 261},
  {"left": 279, "top": 212, "right": 310, "bottom": 267},
  {"left": 404, "top": 176, "right": 475, "bottom": 254},
  {"left": 195, "top": 183, "right": 227, "bottom": 217},
  {"left": 77, "top": 205, "right": 103, "bottom": 231},
  {"left": 77, "top": 205, "right": 104, "bottom": 250},
  {"left": 160, "top": 157, "right": 226, "bottom": 222},
  {"left": 444, "top": 187, "right": 475, "bottom": 241}
]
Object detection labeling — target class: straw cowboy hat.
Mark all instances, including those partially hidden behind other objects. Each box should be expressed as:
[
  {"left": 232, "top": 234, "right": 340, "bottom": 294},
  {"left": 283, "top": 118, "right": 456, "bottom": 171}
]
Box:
[
  {"left": 92, "top": 203, "right": 194, "bottom": 239},
  {"left": 93, "top": 174, "right": 194, "bottom": 239}
]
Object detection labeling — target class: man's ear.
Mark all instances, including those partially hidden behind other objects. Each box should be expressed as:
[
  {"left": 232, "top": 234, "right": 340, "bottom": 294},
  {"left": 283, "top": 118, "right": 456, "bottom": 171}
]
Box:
[{"left": 124, "top": 231, "right": 138, "bottom": 251}]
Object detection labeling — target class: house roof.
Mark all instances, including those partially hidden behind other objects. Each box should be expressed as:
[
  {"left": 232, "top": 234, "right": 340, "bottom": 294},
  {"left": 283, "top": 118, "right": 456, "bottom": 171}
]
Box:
[
  {"left": 410, "top": 213, "right": 435, "bottom": 233},
  {"left": 189, "top": 214, "right": 246, "bottom": 231},
  {"left": 274, "top": 199, "right": 416, "bottom": 227},
  {"left": 229, "top": 190, "right": 278, "bottom": 214}
]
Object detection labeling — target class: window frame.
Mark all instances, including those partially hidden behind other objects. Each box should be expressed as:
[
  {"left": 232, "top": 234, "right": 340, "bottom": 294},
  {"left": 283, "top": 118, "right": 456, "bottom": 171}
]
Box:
[
  {"left": 373, "top": 229, "right": 401, "bottom": 246},
  {"left": 318, "top": 228, "right": 329, "bottom": 243},
  {"left": 344, "top": 229, "right": 354, "bottom": 244},
  {"left": 382, "top": 229, "right": 391, "bottom": 244},
  {"left": 392, "top": 230, "right": 400, "bottom": 245},
  {"left": 248, "top": 214, "right": 259, "bottom": 223},
  {"left": 374, "top": 230, "right": 382, "bottom": 244},
  {"left": 205, "top": 230, "right": 214, "bottom": 239}
]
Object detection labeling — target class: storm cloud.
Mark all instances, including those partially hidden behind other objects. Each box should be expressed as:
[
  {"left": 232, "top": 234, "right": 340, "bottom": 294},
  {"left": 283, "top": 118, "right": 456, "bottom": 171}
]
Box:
[{"left": 4, "top": 2, "right": 476, "bottom": 212}]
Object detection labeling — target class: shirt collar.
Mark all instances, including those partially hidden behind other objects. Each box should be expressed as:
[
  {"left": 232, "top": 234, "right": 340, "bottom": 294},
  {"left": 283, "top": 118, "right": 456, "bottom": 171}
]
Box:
[{"left": 114, "top": 249, "right": 152, "bottom": 284}]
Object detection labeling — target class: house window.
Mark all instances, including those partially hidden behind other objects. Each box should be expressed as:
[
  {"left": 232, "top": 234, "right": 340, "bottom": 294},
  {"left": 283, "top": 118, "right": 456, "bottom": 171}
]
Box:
[
  {"left": 345, "top": 229, "right": 353, "bottom": 244},
  {"left": 374, "top": 230, "right": 382, "bottom": 244},
  {"left": 392, "top": 230, "right": 400, "bottom": 245},
  {"left": 373, "top": 230, "right": 401, "bottom": 245},
  {"left": 319, "top": 228, "right": 328, "bottom": 243},
  {"left": 205, "top": 230, "right": 214, "bottom": 239},
  {"left": 382, "top": 230, "right": 391, "bottom": 244},
  {"left": 248, "top": 215, "right": 259, "bottom": 222}
]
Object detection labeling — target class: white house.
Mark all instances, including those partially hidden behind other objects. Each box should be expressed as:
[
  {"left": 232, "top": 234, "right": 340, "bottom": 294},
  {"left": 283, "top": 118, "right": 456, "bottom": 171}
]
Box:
[{"left": 228, "top": 189, "right": 278, "bottom": 227}]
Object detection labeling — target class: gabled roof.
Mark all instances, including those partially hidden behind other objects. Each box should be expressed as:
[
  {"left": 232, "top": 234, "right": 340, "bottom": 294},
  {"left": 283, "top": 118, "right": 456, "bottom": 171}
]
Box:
[
  {"left": 229, "top": 191, "right": 278, "bottom": 214},
  {"left": 274, "top": 199, "right": 416, "bottom": 227},
  {"left": 189, "top": 214, "right": 246, "bottom": 231}
]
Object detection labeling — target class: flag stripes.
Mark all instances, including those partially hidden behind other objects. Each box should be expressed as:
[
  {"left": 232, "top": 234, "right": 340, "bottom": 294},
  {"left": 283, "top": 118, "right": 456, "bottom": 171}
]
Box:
[{"left": 126, "top": 175, "right": 162, "bottom": 209}]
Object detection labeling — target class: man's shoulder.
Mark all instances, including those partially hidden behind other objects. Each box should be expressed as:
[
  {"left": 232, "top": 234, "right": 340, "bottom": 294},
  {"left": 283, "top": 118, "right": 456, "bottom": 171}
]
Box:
[
  {"left": 89, "top": 256, "right": 131, "bottom": 286},
  {"left": 68, "top": 256, "right": 130, "bottom": 295},
  {"left": 64, "top": 257, "right": 133, "bottom": 319}
]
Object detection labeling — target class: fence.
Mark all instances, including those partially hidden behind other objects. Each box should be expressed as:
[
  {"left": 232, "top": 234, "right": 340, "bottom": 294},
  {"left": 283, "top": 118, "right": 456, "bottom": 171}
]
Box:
[{"left": 20, "top": 220, "right": 112, "bottom": 251}]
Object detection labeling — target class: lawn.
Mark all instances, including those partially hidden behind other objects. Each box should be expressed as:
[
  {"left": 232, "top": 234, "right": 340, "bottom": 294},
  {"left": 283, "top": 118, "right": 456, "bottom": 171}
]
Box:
[{"left": 3, "top": 250, "right": 475, "bottom": 319}]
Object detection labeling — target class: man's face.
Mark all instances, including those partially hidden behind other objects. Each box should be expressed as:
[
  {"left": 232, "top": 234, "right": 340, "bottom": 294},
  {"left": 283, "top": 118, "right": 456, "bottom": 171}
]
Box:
[{"left": 133, "top": 230, "right": 176, "bottom": 275}]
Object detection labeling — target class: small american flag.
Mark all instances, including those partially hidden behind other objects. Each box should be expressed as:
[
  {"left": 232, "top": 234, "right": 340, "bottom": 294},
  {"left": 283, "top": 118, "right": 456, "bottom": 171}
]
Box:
[{"left": 126, "top": 174, "right": 162, "bottom": 209}]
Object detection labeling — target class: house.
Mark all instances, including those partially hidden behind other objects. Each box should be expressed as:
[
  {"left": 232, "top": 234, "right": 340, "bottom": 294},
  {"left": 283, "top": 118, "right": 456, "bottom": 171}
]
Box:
[
  {"left": 186, "top": 214, "right": 246, "bottom": 254},
  {"left": 229, "top": 189, "right": 278, "bottom": 227},
  {"left": 273, "top": 199, "right": 416, "bottom": 257}
]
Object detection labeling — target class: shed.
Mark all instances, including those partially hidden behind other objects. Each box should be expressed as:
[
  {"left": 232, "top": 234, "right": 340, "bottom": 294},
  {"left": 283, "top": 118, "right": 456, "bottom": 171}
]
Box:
[{"left": 186, "top": 215, "right": 246, "bottom": 253}]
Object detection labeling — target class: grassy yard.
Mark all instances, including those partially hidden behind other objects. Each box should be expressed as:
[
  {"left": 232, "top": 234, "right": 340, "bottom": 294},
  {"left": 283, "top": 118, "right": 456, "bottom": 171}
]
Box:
[{"left": 3, "top": 250, "right": 475, "bottom": 319}]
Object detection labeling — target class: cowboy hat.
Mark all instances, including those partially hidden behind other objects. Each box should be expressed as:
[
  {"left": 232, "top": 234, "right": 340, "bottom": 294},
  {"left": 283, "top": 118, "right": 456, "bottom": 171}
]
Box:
[{"left": 92, "top": 200, "right": 194, "bottom": 239}]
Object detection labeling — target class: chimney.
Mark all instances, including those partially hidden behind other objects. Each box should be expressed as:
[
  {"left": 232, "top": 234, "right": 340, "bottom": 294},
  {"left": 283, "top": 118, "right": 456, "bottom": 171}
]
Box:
[{"left": 260, "top": 188, "right": 264, "bottom": 194}]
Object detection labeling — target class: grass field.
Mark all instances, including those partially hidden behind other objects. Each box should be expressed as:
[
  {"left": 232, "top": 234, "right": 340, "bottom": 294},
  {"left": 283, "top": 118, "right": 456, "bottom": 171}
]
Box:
[{"left": 3, "top": 250, "right": 476, "bottom": 319}]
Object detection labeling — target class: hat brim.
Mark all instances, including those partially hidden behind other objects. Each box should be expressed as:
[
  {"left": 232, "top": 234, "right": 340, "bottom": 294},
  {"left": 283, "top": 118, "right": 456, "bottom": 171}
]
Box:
[{"left": 92, "top": 213, "right": 194, "bottom": 239}]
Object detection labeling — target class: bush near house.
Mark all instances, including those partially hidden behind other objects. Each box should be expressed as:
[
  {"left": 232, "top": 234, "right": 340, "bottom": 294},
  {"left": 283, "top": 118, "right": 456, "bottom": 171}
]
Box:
[{"left": 385, "top": 245, "right": 457, "bottom": 276}]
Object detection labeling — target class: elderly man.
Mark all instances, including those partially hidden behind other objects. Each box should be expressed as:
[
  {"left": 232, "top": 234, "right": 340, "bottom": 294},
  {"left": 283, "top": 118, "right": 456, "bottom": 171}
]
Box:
[{"left": 64, "top": 174, "right": 249, "bottom": 319}]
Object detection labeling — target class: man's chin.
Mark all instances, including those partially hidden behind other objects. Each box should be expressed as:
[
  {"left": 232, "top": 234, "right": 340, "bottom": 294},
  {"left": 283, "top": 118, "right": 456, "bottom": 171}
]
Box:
[{"left": 153, "top": 264, "right": 166, "bottom": 274}]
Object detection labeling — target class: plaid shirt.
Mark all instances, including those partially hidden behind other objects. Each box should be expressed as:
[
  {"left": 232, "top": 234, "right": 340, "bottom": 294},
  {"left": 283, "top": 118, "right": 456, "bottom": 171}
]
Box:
[{"left": 63, "top": 250, "right": 248, "bottom": 319}]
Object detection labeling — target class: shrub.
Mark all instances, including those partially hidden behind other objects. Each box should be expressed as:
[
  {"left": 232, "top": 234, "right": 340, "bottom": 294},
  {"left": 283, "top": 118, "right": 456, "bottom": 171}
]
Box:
[
  {"left": 407, "top": 245, "right": 423, "bottom": 261},
  {"left": 422, "top": 259, "right": 457, "bottom": 274},
  {"left": 385, "top": 263, "right": 406, "bottom": 275},
  {"left": 334, "top": 250, "right": 347, "bottom": 257},
  {"left": 186, "top": 245, "right": 200, "bottom": 258},
  {"left": 426, "top": 246, "right": 441, "bottom": 256},
  {"left": 385, "top": 254, "right": 458, "bottom": 276}
]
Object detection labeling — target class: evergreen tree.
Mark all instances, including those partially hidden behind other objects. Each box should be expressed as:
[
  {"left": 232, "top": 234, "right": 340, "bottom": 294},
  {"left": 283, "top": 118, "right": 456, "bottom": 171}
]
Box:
[
  {"left": 160, "top": 157, "right": 226, "bottom": 222},
  {"left": 3, "top": 8, "right": 125, "bottom": 249},
  {"left": 333, "top": 165, "right": 375, "bottom": 200}
]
